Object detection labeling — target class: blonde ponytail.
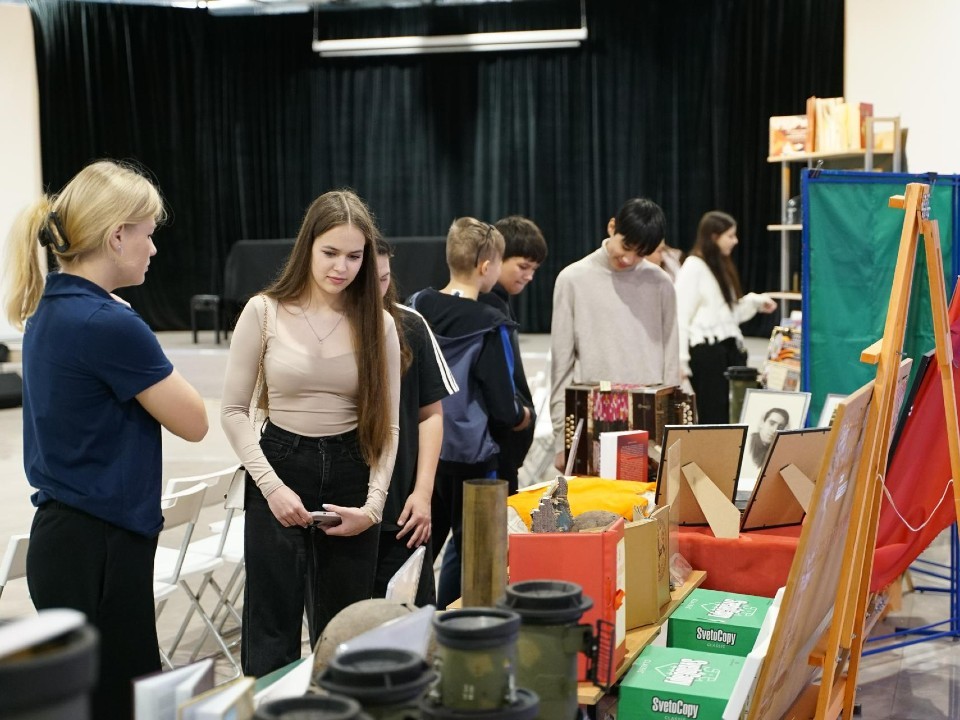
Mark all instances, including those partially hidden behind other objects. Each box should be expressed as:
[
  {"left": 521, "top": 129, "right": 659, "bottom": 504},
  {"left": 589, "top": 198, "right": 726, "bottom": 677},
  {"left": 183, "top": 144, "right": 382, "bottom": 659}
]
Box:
[{"left": 4, "top": 198, "right": 53, "bottom": 331}]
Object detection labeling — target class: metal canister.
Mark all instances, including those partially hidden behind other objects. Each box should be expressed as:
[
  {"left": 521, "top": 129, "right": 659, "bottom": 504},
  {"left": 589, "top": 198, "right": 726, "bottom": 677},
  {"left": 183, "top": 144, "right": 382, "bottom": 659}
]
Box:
[
  {"left": 419, "top": 608, "right": 538, "bottom": 720},
  {"left": 498, "top": 580, "right": 594, "bottom": 720},
  {"left": 317, "top": 648, "right": 435, "bottom": 720},
  {"left": 725, "top": 365, "right": 760, "bottom": 424}
]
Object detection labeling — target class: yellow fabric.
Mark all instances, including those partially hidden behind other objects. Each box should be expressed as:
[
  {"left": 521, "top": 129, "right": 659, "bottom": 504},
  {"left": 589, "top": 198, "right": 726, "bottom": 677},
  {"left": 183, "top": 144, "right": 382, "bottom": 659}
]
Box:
[{"left": 508, "top": 477, "right": 656, "bottom": 529}]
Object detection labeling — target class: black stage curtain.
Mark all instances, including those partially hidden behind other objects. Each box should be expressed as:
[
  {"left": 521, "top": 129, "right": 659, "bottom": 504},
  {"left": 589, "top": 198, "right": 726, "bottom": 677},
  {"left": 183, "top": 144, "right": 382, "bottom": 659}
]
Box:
[{"left": 29, "top": 0, "right": 842, "bottom": 332}]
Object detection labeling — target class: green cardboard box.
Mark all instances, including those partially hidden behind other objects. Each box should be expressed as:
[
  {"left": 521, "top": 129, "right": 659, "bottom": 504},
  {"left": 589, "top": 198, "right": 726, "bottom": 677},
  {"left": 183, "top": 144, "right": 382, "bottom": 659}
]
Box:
[
  {"left": 667, "top": 588, "right": 773, "bottom": 657},
  {"left": 618, "top": 645, "right": 743, "bottom": 720}
]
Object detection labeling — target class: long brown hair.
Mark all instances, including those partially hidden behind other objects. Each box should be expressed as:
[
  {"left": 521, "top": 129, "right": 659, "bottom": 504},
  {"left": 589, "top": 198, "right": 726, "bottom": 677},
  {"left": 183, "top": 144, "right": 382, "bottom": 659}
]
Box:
[
  {"left": 375, "top": 237, "right": 412, "bottom": 375},
  {"left": 691, "top": 210, "right": 743, "bottom": 307},
  {"left": 265, "top": 190, "right": 390, "bottom": 465}
]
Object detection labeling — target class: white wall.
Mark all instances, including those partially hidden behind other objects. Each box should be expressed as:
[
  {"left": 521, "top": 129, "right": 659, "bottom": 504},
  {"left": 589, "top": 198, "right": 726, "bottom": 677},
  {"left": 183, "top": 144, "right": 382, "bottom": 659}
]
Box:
[
  {"left": 0, "top": 4, "right": 43, "bottom": 342},
  {"left": 846, "top": 0, "right": 960, "bottom": 174}
]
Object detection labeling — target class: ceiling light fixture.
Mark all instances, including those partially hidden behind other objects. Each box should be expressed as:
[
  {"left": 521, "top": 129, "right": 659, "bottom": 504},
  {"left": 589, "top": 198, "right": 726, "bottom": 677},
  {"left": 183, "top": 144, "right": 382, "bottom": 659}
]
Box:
[{"left": 313, "top": 26, "right": 587, "bottom": 57}]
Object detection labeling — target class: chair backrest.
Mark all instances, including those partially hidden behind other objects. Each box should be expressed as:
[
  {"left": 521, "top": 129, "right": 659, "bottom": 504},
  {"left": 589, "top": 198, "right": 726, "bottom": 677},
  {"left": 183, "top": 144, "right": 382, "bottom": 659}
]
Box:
[
  {"left": 158, "top": 483, "right": 207, "bottom": 584},
  {"left": 164, "top": 465, "right": 245, "bottom": 559},
  {"left": 164, "top": 464, "right": 242, "bottom": 507},
  {"left": 0, "top": 534, "right": 29, "bottom": 601}
]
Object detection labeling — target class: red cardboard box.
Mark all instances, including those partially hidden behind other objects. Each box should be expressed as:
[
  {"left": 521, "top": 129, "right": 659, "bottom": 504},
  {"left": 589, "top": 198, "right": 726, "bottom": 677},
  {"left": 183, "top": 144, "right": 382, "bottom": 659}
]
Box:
[{"left": 508, "top": 518, "right": 626, "bottom": 685}]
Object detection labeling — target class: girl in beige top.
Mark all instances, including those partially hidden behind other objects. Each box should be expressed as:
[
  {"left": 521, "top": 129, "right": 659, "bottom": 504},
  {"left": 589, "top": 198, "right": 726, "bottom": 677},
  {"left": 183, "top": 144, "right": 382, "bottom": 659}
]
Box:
[{"left": 221, "top": 190, "right": 400, "bottom": 677}]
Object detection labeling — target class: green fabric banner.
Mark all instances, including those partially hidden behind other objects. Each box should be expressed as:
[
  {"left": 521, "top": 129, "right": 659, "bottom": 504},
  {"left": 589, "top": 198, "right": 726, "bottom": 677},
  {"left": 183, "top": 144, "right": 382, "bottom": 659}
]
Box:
[{"left": 802, "top": 171, "right": 959, "bottom": 423}]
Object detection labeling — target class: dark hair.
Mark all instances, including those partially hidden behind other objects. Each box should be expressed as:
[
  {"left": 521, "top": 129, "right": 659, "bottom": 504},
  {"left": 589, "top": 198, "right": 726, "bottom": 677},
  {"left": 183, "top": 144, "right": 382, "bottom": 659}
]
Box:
[
  {"left": 494, "top": 215, "right": 547, "bottom": 263},
  {"left": 265, "top": 190, "right": 390, "bottom": 465},
  {"left": 691, "top": 210, "right": 743, "bottom": 307},
  {"left": 763, "top": 407, "right": 790, "bottom": 425},
  {"left": 614, "top": 198, "right": 666, "bottom": 255},
  {"left": 374, "top": 237, "right": 412, "bottom": 375}
]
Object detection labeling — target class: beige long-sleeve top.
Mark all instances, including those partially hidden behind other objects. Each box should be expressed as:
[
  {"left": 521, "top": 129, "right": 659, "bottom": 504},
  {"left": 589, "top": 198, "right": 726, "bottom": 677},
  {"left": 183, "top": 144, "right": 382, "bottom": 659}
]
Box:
[
  {"left": 221, "top": 295, "right": 400, "bottom": 524},
  {"left": 550, "top": 246, "right": 681, "bottom": 453}
]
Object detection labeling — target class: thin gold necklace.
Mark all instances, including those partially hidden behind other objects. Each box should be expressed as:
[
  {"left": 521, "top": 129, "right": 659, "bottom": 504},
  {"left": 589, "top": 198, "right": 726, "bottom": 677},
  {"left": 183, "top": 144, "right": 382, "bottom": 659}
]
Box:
[{"left": 298, "top": 304, "right": 345, "bottom": 344}]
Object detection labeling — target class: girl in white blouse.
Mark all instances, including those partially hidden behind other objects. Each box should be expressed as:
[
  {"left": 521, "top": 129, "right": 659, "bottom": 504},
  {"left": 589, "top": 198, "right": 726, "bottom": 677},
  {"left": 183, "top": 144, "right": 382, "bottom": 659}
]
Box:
[{"left": 675, "top": 211, "right": 776, "bottom": 423}]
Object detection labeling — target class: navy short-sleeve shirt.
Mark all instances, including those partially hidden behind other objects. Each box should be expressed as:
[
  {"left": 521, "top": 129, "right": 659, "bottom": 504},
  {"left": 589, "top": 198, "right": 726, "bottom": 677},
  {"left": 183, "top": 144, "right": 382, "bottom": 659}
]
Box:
[{"left": 22, "top": 273, "right": 174, "bottom": 537}]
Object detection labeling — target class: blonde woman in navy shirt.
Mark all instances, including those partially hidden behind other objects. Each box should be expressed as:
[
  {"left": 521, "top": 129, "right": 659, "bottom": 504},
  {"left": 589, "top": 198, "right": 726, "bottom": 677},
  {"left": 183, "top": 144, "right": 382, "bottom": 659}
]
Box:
[{"left": 4, "top": 160, "right": 208, "bottom": 720}]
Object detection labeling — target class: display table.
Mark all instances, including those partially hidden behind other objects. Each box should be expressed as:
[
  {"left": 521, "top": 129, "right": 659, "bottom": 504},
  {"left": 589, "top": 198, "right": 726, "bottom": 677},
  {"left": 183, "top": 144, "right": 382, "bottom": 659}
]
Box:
[{"left": 576, "top": 569, "right": 706, "bottom": 706}]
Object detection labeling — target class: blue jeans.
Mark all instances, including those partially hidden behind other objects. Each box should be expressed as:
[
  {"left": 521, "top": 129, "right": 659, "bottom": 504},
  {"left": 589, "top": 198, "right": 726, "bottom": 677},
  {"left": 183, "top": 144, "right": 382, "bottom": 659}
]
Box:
[{"left": 241, "top": 422, "right": 379, "bottom": 678}]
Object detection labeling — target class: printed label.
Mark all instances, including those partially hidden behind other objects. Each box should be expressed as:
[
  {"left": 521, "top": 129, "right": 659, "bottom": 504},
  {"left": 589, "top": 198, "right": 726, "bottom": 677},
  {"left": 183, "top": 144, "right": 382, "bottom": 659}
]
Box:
[
  {"left": 650, "top": 696, "right": 701, "bottom": 718},
  {"left": 695, "top": 627, "right": 737, "bottom": 645}
]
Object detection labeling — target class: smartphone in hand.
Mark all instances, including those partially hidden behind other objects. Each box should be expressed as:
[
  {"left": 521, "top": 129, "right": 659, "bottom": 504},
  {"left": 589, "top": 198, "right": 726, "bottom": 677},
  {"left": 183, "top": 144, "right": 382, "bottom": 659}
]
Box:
[{"left": 309, "top": 510, "right": 342, "bottom": 528}]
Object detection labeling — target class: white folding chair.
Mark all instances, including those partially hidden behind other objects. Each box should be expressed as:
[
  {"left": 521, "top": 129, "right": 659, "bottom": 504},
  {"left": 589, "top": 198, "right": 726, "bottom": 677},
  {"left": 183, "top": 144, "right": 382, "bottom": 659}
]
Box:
[
  {"left": 0, "top": 533, "right": 30, "bottom": 603},
  {"left": 154, "top": 482, "right": 232, "bottom": 672},
  {"left": 162, "top": 465, "right": 246, "bottom": 670}
]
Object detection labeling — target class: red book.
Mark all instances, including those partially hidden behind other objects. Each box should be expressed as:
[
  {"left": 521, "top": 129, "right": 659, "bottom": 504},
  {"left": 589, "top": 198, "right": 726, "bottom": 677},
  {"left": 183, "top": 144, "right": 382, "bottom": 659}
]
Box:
[{"left": 599, "top": 430, "right": 648, "bottom": 482}]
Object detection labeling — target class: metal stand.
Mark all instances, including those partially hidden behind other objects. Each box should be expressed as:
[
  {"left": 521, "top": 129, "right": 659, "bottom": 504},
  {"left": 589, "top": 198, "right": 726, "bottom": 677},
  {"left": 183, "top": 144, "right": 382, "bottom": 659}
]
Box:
[{"left": 864, "top": 523, "right": 959, "bottom": 655}]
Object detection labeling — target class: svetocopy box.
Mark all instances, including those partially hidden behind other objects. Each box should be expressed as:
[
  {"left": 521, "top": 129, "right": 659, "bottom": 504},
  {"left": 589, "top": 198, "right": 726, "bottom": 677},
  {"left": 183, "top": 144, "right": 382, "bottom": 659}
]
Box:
[
  {"left": 618, "top": 645, "right": 744, "bottom": 719},
  {"left": 667, "top": 588, "right": 773, "bottom": 657}
]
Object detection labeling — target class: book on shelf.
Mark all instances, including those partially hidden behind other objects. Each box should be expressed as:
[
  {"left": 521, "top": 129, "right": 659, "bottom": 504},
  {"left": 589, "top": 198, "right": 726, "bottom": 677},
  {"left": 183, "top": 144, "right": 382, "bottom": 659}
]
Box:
[
  {"left": 802, "top": 96, "right": 879, "bottom": 154},
  {"left": 134, "top": 658, "right": 215, "bottom": 720},
  {"left": 769, "top": 115, "right": 810, "bottom": 157},
  {"left": 598, "top": 429, "right": 649, "bottom": 482},
  {"left": 178, "top": 676, "right": 255, "bottom": 720}
]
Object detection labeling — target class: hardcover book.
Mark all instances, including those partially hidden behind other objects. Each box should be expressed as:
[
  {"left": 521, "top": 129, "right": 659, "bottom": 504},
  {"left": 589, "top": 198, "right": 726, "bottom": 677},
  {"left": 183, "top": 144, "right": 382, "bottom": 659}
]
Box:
[{"left": 599, "top": 430, "right": 649, "bottom": 482}]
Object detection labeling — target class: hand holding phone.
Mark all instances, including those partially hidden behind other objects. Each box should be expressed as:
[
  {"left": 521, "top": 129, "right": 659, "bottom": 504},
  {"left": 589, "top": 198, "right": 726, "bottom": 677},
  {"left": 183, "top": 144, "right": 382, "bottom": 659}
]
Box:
[{"left": 309, "top": 510, "right": 342, "bottom": 528}]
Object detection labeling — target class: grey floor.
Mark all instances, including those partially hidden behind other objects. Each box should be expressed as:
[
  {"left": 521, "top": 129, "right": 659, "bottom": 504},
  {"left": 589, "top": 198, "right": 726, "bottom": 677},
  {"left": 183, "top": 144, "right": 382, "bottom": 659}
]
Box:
[{"left": 1, "top": 331, "right": 958, "bottom": 717}]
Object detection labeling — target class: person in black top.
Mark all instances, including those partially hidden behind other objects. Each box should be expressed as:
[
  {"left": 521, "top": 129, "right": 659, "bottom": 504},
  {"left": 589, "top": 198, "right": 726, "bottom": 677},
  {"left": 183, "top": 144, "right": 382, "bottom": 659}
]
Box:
[
  {"left": 373, "top": 239, "right": 458, "bottom": 605},
  {"left": 478, "top": 216, "right": 548, "bottom": 494}
]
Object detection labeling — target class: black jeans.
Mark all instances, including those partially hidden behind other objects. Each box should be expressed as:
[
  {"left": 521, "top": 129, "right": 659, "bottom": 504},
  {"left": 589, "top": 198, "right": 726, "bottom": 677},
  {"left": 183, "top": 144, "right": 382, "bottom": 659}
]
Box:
[
  {"left": 431, "top": 460, "right": 497, "bottom": 609},
  {"left": 241, "top": 422, "right": 379, "bottom": 678},
  {"left": 28, "top": 501, "right": 160, "bottom": 720},
  {"left": 689, "top": 336, "right": 749, "bottom": 424}
]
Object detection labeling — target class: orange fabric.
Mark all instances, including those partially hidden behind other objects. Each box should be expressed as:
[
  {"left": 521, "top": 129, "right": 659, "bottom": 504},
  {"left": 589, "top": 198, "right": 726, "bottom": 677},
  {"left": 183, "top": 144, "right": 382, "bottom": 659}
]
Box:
[{"left": 507, "top": 477, "right": 654, "bottom": 529}]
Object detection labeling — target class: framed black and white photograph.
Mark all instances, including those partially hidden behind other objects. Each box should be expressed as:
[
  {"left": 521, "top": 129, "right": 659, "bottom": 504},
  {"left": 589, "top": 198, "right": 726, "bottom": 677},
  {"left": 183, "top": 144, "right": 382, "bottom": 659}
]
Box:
[
  {"left": 817, "top": 393, "right": 847, "bottom": 427},
  {"left": 738, "top": 389, "right": 812, "bottom": 488}
]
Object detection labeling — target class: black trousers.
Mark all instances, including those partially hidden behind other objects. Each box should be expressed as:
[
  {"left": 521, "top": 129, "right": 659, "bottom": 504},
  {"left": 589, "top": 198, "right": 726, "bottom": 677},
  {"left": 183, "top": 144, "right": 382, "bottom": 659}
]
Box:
[
  {"left": 431, "top": 460, "right": 497, "bottom": 609},
  {"left": 242, "top": 422, "right": 379, "bottom": 678},
  {"left": 27, "top": 501, "right": 161, "bottom": 720},
  {"left": 689, "top": 337, "right": 748, "bottom": 424}
]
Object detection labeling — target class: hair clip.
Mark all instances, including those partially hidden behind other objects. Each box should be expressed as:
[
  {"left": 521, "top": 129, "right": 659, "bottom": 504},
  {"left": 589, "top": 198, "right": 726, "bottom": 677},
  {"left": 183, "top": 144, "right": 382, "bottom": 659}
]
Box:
[{"left": 38, "top": 211, "right": 71, "bottom": 253}]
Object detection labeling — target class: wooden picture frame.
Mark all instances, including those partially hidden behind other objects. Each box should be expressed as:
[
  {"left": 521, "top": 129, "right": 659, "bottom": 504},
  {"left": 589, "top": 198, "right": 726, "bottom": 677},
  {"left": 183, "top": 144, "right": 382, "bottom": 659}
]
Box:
[
  {"left": 739, "top": 427, "right": 833, "bottom": 531},
  {"left": 654, "top": 425, "right": 747, "bottom": 526}
]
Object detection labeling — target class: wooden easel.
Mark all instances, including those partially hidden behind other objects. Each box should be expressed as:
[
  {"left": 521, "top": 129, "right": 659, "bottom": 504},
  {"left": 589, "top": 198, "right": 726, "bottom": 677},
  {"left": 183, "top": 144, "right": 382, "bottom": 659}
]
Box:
[{"left": 748, "top": 183, "right": 960, "bottom": 719}]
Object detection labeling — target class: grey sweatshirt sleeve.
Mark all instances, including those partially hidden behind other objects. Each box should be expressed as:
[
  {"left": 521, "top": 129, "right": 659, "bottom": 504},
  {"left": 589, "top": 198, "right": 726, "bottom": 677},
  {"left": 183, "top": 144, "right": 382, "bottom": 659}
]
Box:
[{"left": 550, "top": 271, "right": 576, "bottom": 454}]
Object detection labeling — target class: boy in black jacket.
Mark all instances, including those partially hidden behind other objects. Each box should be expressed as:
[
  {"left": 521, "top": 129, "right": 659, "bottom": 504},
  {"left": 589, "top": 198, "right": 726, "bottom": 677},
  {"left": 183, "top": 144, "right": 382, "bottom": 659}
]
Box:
[
  {"left": 409, "top": 218, "right": 530, "bottom": 608},
  {"left": 478, "top": 215, "right": 548, "bottom": 494}
]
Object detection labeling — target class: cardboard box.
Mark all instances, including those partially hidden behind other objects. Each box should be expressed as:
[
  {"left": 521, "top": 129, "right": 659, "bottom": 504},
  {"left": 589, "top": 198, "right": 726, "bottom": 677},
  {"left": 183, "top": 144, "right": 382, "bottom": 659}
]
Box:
[
  {"left": 624, "top": 505, "right": 670, "bottom": 629},
  {"left": 667, "top": 589, "right": 773, "bottom": 657},
  {"left": 619, "top": 645, "right": 744, "bottom": 720},
  {"left": 508, "top": 518, "right": 626, "bottom": 685}
]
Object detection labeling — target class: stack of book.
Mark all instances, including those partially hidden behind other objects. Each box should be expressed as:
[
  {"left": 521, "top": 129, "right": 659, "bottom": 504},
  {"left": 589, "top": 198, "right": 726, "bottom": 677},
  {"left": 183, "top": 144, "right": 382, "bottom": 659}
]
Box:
[{"left": 769, "top": 96, "right": 880, "bottom": 157}]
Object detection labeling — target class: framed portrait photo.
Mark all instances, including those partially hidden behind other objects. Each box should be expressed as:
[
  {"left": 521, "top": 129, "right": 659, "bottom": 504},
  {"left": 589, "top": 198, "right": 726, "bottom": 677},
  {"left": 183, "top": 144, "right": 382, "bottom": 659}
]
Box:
[
  {"left": 737, "top": 388, "right": 812, "bottom": 490},
  {"left": 817, "top": 393, "right": 847, "bottom": 427}
]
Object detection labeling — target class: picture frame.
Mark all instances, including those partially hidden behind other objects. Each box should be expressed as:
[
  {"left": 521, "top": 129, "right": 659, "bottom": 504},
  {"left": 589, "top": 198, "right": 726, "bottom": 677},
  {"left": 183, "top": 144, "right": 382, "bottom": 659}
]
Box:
[
  {"left": 738, "top": 388, "right": 812, "bottom": 489},
  {"left": 654, "top": 424, "right": 747, "bottom": 526},
  {"left": 739, "top": 427, "right": 832, "bottom": 530},
  {"left": 817, "top": 393, "right": 847, "bottom": 427}
]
